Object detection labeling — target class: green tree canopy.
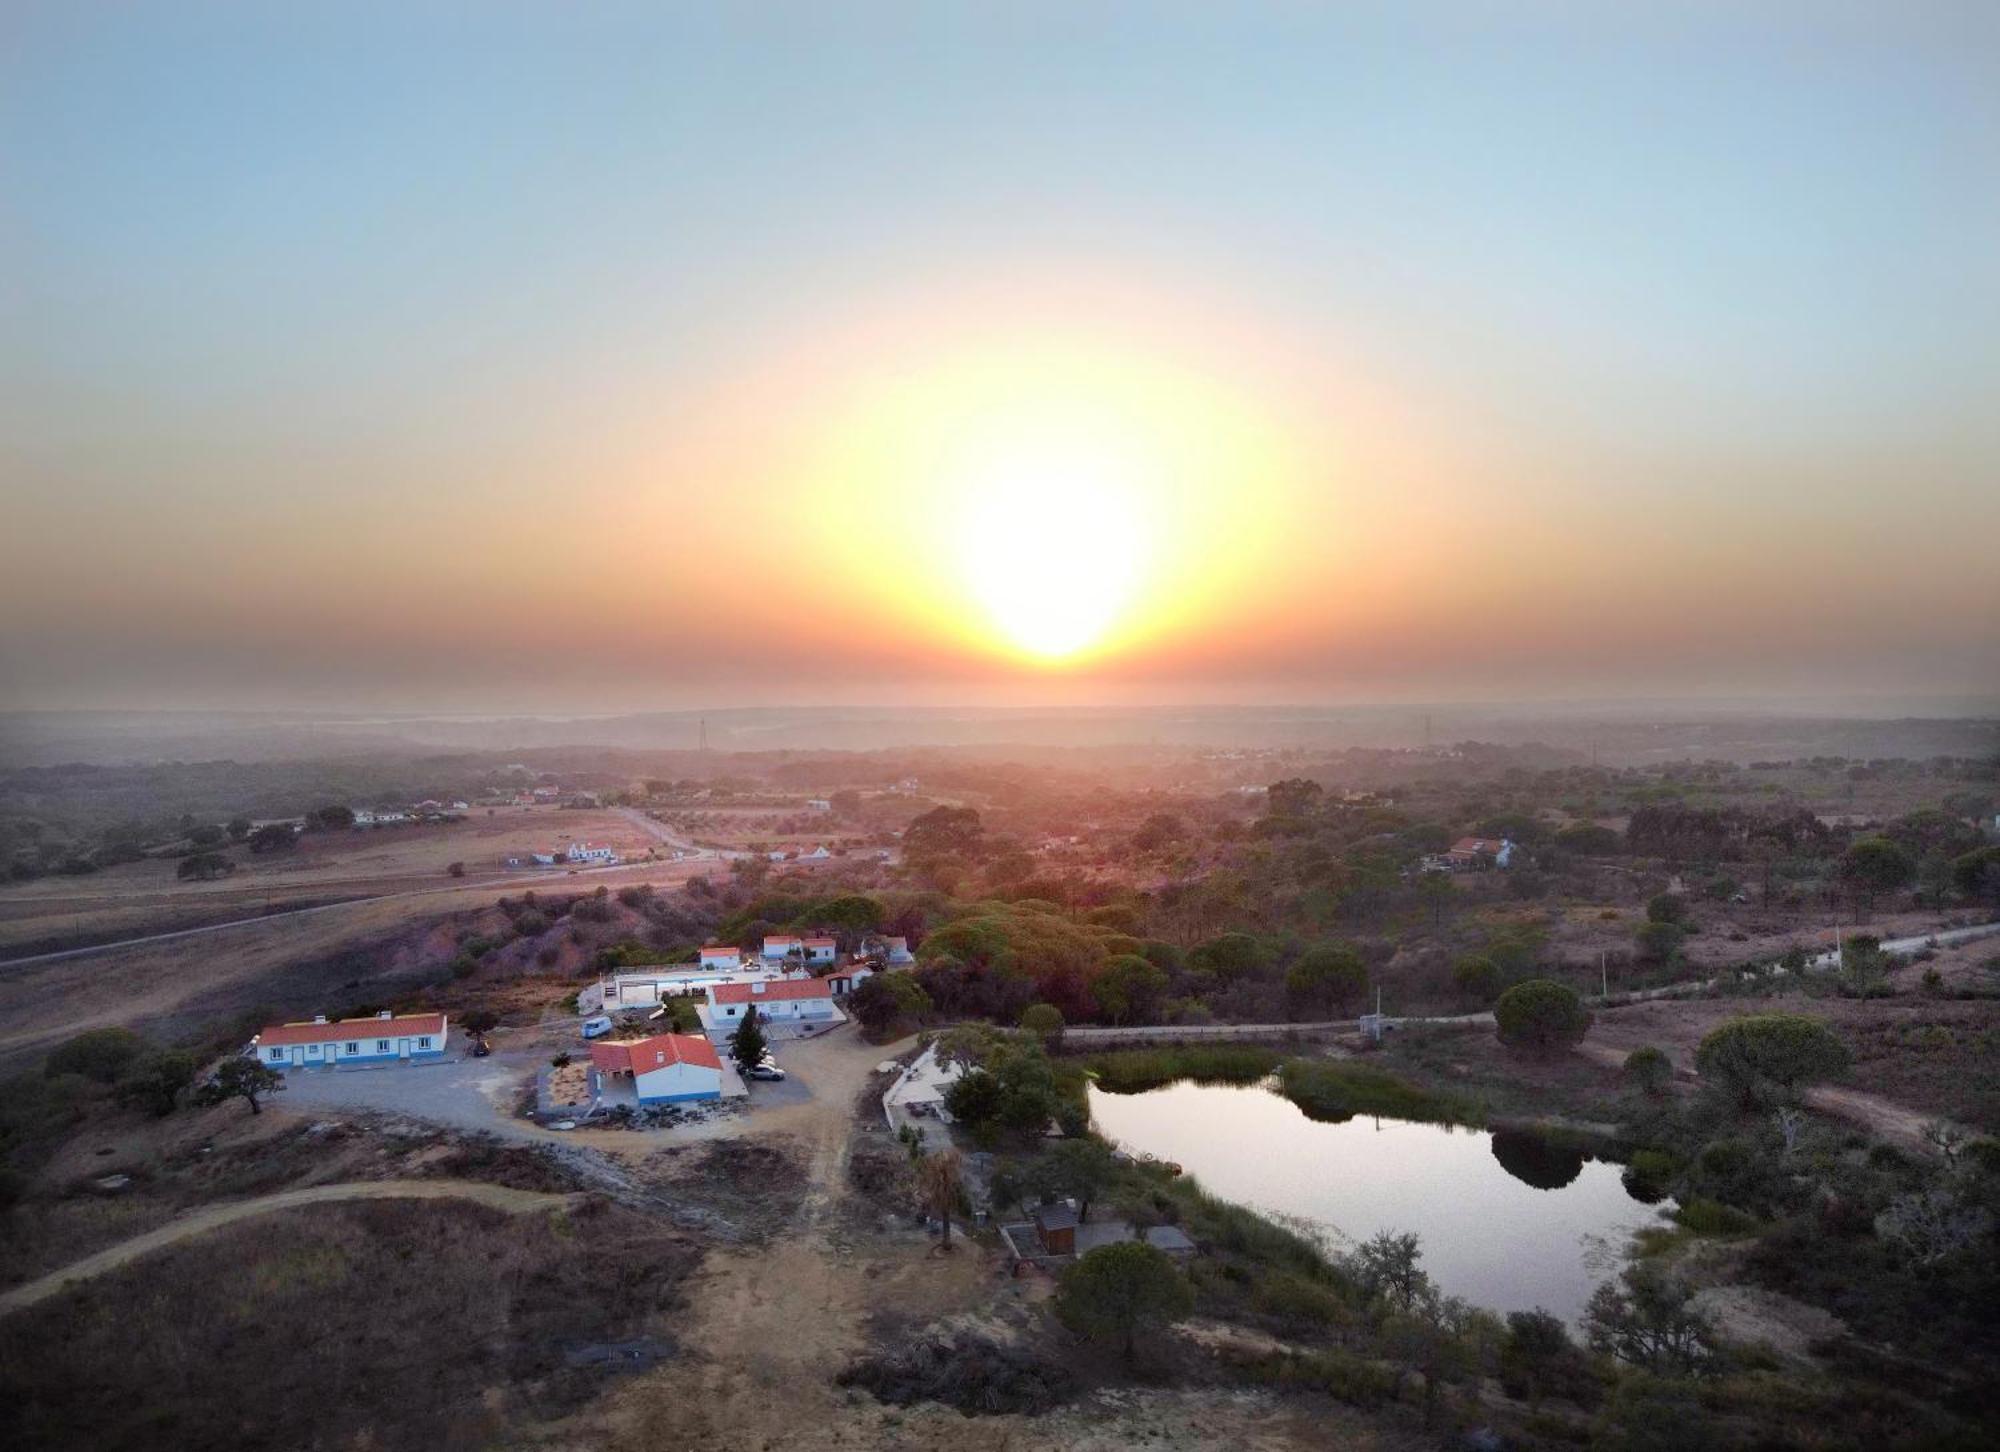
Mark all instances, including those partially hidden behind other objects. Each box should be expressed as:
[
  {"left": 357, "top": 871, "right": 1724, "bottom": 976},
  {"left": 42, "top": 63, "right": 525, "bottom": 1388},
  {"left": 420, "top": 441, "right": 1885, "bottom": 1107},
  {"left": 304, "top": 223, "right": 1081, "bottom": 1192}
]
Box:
[
  {"left": 731, "top": 1005, "right": 768, "bottom": 1073},
  {"left": 1054, "top": 1241, "right": 1195, "bottom": 1363},
  {"left": 1285, "top": 943, "right": 1368, "bottom": 1018},
  {"left": 1493, "top": 979, "right": 1592, "bottom": 1057},
  {"left": 198, "top": 1056, "right": 285, "bottom": 1115},
  {"left": 1837, "top": 837, "right": 1915, "bottom": 909},
  {"left": 1693, "top": 1014, "right": 1850, "bottom": 1106},
  {"left": 1451, "top": 954, "right": 1501, "bottom": 1005}
]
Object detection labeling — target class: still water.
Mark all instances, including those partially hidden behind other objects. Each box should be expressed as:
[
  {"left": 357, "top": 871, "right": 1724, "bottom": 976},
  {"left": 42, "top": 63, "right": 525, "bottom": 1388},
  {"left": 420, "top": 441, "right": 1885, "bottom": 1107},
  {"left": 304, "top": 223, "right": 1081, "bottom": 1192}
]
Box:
[{"left": 1088, "top": 1079, "right": 1664, "bottom": 1325}]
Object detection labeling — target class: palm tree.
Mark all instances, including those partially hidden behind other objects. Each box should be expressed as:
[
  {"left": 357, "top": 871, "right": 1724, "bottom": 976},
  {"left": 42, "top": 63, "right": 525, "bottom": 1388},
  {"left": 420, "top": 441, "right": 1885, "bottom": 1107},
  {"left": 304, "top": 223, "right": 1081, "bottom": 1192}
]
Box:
[{"left": 918, "top": 1148, "right": 964, "bottom": 1251}]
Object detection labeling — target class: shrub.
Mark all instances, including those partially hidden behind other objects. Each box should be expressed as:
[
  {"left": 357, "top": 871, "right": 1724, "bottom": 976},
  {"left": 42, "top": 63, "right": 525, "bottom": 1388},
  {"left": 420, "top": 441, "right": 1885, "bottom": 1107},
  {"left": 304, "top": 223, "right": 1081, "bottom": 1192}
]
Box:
[
  {"left": 1672, "top": 1198, "right": 1760, "bottom": 1236},
  {"left": 44, "top": 1028, "right": 149, "bottom": 1084},
  {"left": 1451, "top": 954, "right": 1501, "bottom": 1005},
  {"left": 1054, "top": 1241, "right": 1195, "bottom": 1363},
  {"left": 1624, "top": 1045, "right": 1673, "bottom": 1095},
  {"left": 1494, "top": 979, "right": 1592, "bottom": 1056}
]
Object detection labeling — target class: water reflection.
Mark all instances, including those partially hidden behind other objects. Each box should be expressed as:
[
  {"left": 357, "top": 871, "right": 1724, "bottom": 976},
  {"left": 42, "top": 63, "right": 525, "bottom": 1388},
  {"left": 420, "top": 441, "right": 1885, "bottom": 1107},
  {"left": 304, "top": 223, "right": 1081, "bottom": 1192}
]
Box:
[
  {"left": 1088, "top": 1080, "right": 1664, "bottom": 1325},
  {"left": 1490, "top": 1128, "right": 1587, "bottom": 1191}
]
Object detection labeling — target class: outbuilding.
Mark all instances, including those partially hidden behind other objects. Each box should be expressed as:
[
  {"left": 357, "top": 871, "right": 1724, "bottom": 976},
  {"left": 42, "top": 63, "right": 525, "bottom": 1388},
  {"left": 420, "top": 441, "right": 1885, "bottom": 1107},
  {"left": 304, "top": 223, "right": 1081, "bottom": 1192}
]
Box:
[
  {"left": 702, "top": 977, "right": 840, "bottom": 1036},
  {"left": 588, "top": 1034, "right": 723, "bottom": 1104}
]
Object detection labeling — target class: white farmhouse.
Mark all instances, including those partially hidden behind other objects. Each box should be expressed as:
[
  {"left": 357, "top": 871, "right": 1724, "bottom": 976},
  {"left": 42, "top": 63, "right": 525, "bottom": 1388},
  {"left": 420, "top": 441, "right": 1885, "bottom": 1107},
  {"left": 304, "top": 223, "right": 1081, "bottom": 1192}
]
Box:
[
  {"left": 251, "top": 1011, "right": 448, "bottom": 1070},
  {"left": 761, "top": 934, "right": 837, "bottom": 966},
  {"left": 565, "top": 841, "right": 618, "bottom": 865},
  {"left": 698, "top": 944, "right": 744, "bottom": 971},
  {"left": 701, "top": 978, "right": 839, "bottom": 1037},
  {"left": 588, "top": 1034, "right": 723, "bottom": 1104}
]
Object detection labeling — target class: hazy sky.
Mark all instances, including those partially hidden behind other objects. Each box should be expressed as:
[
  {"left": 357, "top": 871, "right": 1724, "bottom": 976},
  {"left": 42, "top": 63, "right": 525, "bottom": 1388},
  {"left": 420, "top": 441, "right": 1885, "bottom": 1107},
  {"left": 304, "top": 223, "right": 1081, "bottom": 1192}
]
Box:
[{"left": 4, "top": 3, "right": 1996, "bottom": 713}]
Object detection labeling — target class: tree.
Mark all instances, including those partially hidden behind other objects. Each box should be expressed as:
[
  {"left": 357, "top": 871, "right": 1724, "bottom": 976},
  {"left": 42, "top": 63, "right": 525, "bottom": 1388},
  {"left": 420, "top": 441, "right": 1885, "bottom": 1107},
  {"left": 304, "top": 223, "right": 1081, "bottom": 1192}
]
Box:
[
  {"left": 1415, "top": 871, "right": 1456, "bottom": 926},
  {"left": 248, "top": 823, "right": 297, "bottom": 853},
  {"left": 1055, "top": 1241, "right": 1194, "bottom": 1363},
  {"left": 1584, "top": 1263, "right": 1721, "bottom": 1375},
  {"left": 461, "top": 1007, "right": 500, "bottom": 1046},
  {"left": 1494, "top": 980, "right": 1592, "bottom": 1057},
  {"left": 1285, "top": 943, "right": 1368, "bottom": 1019},
  {"left": 850, "top": 972, "right": 928, "bottom": 1036},
  {"left": 1694, "top": 1014, "right": 1850, "bottom": 1107},
  {"left": 447, "top": 861, "right": 466, "bottom": 878},
  {"left": 226, "top": 817, "right": 253, "bottom": 841},
  {"left": 198, "top": 1056, "right": 285, "bottom": 1115},
  {"left": 1265, "top": 778, "right": 1324, "bottom": 820},
  {"left": 917, "top": 1147, "right": 965, "bottom": 1250},
  {"left": 731, "top": 1004, "right": 768, "bottom": 1074},
  {"left": 1131, "top": 813, "right": 1185, "bottom": 852},
  {"left": 1188, "top": 932, "right": 1266, "bottom": 981},
  {"left": 1501, "top": 1309, "right": 1575, "bottom": 1408},
  {"left": 1645, "top": 893, "right": 1688, "bottom": 925},
  {"left": 113, "top": 1051, "right": 198, "bottom": 1117},
  {"left": 1624, "top": 1045, "right": 1674, "bottom": 1096},
  {"left": 1840, "top": 934, "right": 1891, "bottom": 996},
  {"left": 1451, "top": 954, "right": 1501, "bottom": 1005},
  {"left": 1348, "top": 1230, "right": 1431, "bottom": 1312},
  {"left": 1837, "top": 837, "right": 1915, "bottom": 912},
  {"left": 1635, "top": 919, "right": 1685, "bottom": 966},
  {"left": 45, "top": 1026, "right": 149, "bottom": 1083},
  {"left": 904, "top": 806, "right": 984, "bottom": 857},
  {"left": 310, "top": 804, "right": 356, "bottom": 831},
  {"left": 1092, "top": 954, "right": 1167, "bottom": 1025},
  {"left": 944, "top": 1068, "right": 1005, "bottom": 1127},
  {"left": 176, "top": 852, "right": 234, "bottom": 882},
  {"left": 1950, "top": 846, "right": 2000, "bottom": 903},
  {"left": 1037, "top": 1138, "right": 1118, "bottom": 1223},
  {"left": 1019, "top": 1002, "right": 1065, "bottom": 1043}
]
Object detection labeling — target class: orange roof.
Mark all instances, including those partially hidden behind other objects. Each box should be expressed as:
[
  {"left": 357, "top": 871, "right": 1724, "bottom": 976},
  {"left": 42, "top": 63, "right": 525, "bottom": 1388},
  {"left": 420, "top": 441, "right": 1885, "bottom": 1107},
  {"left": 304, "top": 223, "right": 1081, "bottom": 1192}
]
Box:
[
  {"left": 710, "top": 978, "right": 832, "bottom": 1004},
  {"left": 589, "top": 1034, "right": 722, "bottom": 1075},
  {"left": 1448, "top": 837, "right": 1502, "bottom": 854},
  {"left": 699, "top": 944, "right": 742, "bottom": 956},
  {"left": 803, "top": 936, "right": 836, "bottom": 948},
  {"left": 257, "top": 1012, "right": 446, "bottom": 1047}
]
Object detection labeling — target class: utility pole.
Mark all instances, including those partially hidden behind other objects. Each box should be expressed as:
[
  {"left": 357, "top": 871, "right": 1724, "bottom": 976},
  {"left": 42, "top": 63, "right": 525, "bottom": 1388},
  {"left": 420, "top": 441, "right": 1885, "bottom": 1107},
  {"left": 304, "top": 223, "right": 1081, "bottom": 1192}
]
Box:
[
  {"left": 698, "top": 717, "right": 708, "bottom": 753},
  {"left": 1600, "top": 950, "right": 1608, "bottom": 1000}
]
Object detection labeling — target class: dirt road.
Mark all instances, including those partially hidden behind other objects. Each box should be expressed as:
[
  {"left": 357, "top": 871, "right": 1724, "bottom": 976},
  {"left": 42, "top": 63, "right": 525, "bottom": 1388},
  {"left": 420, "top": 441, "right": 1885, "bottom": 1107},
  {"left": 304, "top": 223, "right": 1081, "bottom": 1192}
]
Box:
[{"left": 0, "top": 1178, "right": 575, "bottom": 1317}]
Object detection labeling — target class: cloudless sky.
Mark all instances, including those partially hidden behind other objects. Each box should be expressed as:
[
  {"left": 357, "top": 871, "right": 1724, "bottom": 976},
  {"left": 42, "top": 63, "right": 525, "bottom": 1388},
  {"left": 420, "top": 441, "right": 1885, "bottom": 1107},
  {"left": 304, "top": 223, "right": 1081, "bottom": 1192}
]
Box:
[{"left": 3, "top": 3, "right": 1995, "bottom": 711}]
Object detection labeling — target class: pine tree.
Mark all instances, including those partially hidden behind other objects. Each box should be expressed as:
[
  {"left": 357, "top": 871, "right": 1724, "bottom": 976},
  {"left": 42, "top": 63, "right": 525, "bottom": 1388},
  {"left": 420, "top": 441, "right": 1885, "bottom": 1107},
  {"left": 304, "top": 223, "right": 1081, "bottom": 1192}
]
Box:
[{"left": 732, "top": 1004, "right": 768, "bottom": 1073}]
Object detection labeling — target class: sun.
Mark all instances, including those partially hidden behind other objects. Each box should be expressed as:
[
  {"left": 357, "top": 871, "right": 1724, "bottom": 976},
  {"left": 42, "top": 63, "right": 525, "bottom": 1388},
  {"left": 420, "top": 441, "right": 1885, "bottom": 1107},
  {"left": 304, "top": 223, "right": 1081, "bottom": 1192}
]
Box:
[{"left": 951, "top": 440, "right": 1151, "bottom": 661}]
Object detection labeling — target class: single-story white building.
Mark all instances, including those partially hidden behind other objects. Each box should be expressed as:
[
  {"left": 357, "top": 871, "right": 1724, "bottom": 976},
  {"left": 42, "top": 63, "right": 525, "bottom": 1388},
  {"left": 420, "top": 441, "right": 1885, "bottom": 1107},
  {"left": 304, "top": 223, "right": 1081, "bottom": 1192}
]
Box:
[
  {"left": 588, "top": 1034, "right": 723, "bottom": 1104},
  {"left": 699, "top": 944, "right": 744, "bottom": 970},
  {"left": 761, "top": 934, "right": 837, "bottom": 965},
  {"left": 702, "top": 977, "right": 839, "bottom": 1037},
  {"left": 823, "top": 963, "right": 875, "bottom": 995},
  {"left": 807, "top": 798, "right": 832, "bottom": 812},
  {"left": 251, "top": 1011, "right": 448, "bottom": 1070},
  {"left": 582, "top": 964, "right": 808, "bottom": 1014},
  {"left": 565, "top": 841, "right": 619, "bottom": 864}
]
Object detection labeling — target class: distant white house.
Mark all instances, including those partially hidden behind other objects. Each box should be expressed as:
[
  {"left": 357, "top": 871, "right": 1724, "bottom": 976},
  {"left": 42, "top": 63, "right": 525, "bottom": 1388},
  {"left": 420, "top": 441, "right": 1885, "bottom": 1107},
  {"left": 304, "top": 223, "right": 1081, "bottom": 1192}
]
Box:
[
  {"left": 565, "top": 841, "right": 618, "bottom": 865},
  {"left": 530, "top": 852, "right": 557, "bottom": 866},
  {"left": 807, "top": 798, "right": 832, "bottom": 812},
  {"left": 588, "top": 1034, "right": 723, "bottom": 1104},
  {"left": 351, "top": 809, "right": 377, "bottom": 826},
  {"left": 251, "top": 1011, "right": 448, "bottom": 1070},
  {"left": 797, "top": 844, "right": 831, "bottom": 861},
  {"left": 761, "top": 934, "right": 837, "bottom": 965},
  {"left": 823, "top": 962, "right": 875, "bottom": 995},
  {"left": 863, "top": 934, "right": 914, "bottom": 966},
  {"left": 698, "top": 945, "right": 744, "bottom": 971},
  {"left": 700, "top": 978, "right": 839, "bottom": 1037}
]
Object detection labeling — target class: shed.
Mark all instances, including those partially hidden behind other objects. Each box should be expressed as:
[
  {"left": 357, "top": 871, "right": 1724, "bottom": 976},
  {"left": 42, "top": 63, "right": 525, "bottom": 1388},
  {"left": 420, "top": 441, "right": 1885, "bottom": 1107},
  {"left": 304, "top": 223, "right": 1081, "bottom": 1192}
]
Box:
[{"left": 1033, "top": 1202, "right": 1079, "bottom": 1256}]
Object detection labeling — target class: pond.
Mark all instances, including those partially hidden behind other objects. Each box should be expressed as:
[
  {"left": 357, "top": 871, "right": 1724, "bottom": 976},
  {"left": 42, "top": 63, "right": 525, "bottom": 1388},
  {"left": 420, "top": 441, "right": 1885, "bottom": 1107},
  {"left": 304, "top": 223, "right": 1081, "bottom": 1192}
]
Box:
[{"left": 1088, "top": 1079, "right": 1665, "bottom": 1326}]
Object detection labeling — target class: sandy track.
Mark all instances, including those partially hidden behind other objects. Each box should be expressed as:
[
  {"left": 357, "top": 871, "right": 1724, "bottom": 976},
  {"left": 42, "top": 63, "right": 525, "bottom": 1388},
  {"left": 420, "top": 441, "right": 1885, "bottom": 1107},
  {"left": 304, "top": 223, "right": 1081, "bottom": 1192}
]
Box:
[{"left": 0, "top": 1178, "right": 574, "bottom": 1316}]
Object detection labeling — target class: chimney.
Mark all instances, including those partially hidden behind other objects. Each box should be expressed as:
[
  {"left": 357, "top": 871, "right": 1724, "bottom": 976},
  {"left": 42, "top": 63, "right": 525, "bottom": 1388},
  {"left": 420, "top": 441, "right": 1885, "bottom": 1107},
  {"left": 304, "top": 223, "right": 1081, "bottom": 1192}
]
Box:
[
  {"left": 378, "top": 1010, "right": 392, "bottom": 1019},
  {"left": 752, "top": 981, "right": 765, "bottom": 994}
]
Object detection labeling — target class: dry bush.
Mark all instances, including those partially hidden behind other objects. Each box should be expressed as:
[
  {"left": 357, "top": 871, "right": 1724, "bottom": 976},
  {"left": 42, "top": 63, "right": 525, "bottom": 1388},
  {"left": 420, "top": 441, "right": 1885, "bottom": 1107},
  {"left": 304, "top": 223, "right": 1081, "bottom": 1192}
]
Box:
[{"left": 0, "top": 1198, "right": 700, "bottom": 1451}]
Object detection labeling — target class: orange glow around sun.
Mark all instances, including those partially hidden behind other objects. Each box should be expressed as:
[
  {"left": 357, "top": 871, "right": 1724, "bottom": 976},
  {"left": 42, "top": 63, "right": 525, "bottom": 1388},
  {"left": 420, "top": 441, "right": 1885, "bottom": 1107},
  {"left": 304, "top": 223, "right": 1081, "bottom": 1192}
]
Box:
[{"left": 790, "top": 324, "right": 1311, "bottom": 671}]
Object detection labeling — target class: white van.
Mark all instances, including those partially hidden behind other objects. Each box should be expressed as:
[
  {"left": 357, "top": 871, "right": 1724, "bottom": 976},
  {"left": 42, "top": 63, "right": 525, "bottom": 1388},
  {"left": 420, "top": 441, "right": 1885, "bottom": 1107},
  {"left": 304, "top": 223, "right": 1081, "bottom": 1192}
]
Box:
[{"left": 580, "top": 1015, "right": 614, "bottom": 1040}]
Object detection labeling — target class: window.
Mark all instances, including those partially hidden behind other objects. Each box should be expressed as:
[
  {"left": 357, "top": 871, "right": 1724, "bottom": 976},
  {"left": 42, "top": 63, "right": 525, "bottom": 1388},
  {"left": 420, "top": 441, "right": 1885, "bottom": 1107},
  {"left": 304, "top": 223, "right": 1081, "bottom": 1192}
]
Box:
[
  {"left": 344, "top": 1042, "right": 359, "bottom": 1053},
  {"left": 268, "top": 1048, "right": 284, "bottom": 1061},
  {"left": 417, "top": 1037, "right": 431, "bottom": 1049},
  {"left": 376, "top": 1039, "right": 390, "bottom": 1052}
]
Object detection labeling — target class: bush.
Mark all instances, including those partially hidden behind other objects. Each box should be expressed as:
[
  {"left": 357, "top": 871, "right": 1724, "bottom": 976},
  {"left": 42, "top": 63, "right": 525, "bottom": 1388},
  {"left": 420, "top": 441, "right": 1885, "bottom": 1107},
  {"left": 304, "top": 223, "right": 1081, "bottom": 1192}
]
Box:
[
  {"left": 1494, "top": 979, "right": 1592, "bottom": 1057},
  {"left": 1624, "top": 1045, "right": 1673, "bottom": 1095},
  {"left": 1451, "top": 954, "right": 1501, "bottom": 1004},
  {"left": 44, "top": 1028, "right": 149, "bottom": 1085},
  {"left": 1635, "top": 919, "right": 1685, "bottom": 966},
  {"left": 1054, "top": 1241, "right": 1195, "bottom": 1363},
  {"left": 1672, "top": 1198, "right": 1760, "bottom": 1236},
  {"left": 1277, "top": 1059, "right": 1478, "bottom": 1127}
]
